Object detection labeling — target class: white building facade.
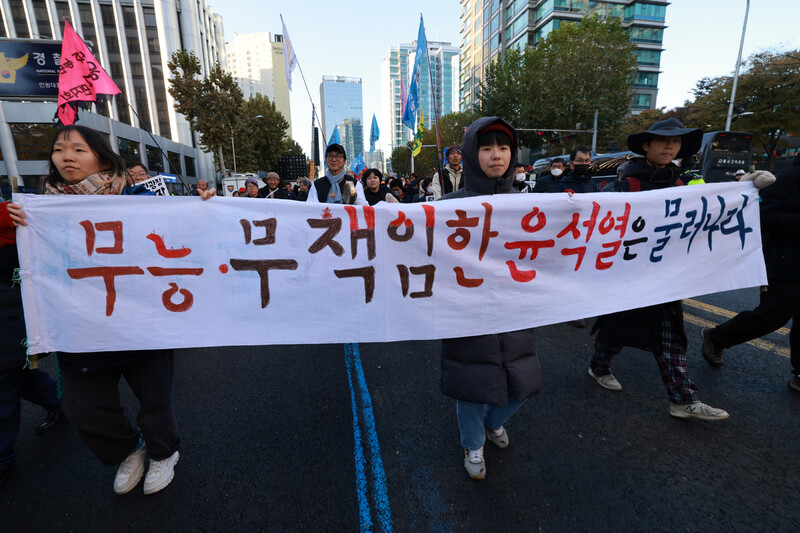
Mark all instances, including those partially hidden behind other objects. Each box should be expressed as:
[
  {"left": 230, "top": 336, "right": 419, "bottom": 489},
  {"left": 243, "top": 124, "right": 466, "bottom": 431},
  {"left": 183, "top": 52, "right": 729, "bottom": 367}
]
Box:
[{"left": 225, "top": 31, "right": 292, "bottom": 138}]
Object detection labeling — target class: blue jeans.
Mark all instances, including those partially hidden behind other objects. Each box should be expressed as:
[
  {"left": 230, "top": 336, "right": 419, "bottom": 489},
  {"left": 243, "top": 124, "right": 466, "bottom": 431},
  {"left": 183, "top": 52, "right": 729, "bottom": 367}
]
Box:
[{"left": 456, "top": 397, "right": 525, "bottom": 451}]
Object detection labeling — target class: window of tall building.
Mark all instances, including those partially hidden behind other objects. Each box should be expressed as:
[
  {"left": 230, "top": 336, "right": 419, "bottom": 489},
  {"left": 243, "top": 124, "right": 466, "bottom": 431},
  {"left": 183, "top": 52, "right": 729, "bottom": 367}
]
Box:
[
  {"left": 118, "top": 137, "right": 140, "bottom": 164},
  {"left": 630, "top": 27, "right": 663, "bottom": 44},
  {"left": 167, "top": 152, "right": 181, "bottom": 174},
  {"left": 120, "top": 5, "right": 151, "bottom": 131},
  {"left": 142, "top": 6, "right": 170, "bottom": 138},
  {"left": 9, "top": 0, "right": 29, "bottom": 38},
  {"left": 146, "top": 145, "right": 164, "bottom": 172},
  {"left": 31, "top": 0, "right": 52, "bottom": 38},
  {"left": 635, "top": 72, "right": 659, "bottom": 88},
  {"left": 636, "top": 49, "right": 661, "bottom": 67},
  {"left": 78, "top": 2, "right": 97, "bottom": 45},
  {"left": 633, "top": 93, "right": 652, "bottom": 110},
  {"left": 10, "top": 124, "right": 59, "bottom": 161},
  {"left": 505, "top": 11, "right": 528, "bottom": 41},
  {"left": 535, "top": 0, "right": 554, "bottom": 23},
  {"left": 54, "top": 1, "right": 71, "bottom": 27},
  {"left": 184, "top": 156, "right": 196, "bottom": 177},
  {"left": 625, "top": 2, "right": 666, "bottom": 22},
  {"left": 98, "top": 4, "right": 130, "bottom": 124},
  {"left": 490, "top": 14, "right": 499, "bottom": 35}
]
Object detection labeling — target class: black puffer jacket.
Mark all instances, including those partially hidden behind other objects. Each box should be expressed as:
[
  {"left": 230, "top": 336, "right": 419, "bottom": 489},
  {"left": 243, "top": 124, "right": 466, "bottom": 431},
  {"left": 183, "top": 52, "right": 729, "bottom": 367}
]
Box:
[
  {"left": 760, "top": 158, "right": 800, "bottom": 281},
  {"left": 592, "top": 156, "right": 687, "bottom": 352},
  {"left": 439, "top": 117, "right": 541, "bottom": 406}
]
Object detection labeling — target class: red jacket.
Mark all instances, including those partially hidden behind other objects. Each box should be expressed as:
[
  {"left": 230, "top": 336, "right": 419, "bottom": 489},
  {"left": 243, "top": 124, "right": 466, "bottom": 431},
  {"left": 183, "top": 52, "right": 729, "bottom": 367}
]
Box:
[{"left": 0, "top": 202, "right": 15, "bottom": 247}]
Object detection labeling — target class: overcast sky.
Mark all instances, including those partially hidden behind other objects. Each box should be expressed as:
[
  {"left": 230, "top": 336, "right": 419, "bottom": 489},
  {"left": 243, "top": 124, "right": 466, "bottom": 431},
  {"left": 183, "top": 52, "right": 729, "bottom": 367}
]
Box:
[{"left": 211, "top": 0, "right": 799, "bottom": 156}]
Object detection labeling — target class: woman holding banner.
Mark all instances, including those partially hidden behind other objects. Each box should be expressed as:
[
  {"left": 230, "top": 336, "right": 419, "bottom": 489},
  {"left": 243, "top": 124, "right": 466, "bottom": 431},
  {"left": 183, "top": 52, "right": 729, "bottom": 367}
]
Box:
[
  {"left": 7, "top": 125, "right": 214, "bottom": 495},
  {"left": 438, "top": 117, "right": 541, "bottom": 480}
]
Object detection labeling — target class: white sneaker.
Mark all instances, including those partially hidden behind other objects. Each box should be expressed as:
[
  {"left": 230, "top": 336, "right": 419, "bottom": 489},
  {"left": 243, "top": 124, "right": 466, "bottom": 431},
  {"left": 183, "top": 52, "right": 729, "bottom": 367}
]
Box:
[
  {"left": 464, "top": 447, "right": 485, "bottom": 480},
  {"left": 114, "top": 439, "right": 146, "bottom": 495},
  {"left": 588, "top": 368, "right": 622, "bottom": 391},
  {"left": 486, "top": 426, "right": 509, "bottom": 448},
  {"left": 669, "top": 402, "right": 729, "bottom": 421},
  {"left": 143, "top": 451, "right": 180, "bottom": 495}
]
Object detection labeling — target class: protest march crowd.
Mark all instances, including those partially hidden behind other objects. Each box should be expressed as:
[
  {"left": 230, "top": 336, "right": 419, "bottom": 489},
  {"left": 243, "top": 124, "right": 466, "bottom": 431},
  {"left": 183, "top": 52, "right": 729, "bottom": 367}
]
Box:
[{"left": 1, "top": 113, "right": 799, "bottom": 491}]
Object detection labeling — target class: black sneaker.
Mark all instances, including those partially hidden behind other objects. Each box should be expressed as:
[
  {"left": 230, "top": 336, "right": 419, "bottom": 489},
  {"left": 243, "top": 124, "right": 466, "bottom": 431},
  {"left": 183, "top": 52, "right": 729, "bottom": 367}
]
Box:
[
  {"left": 36, "top": 408, "right": 64, "bottom": 436},
  {"left": 789, "top": 376, "right": 800, "bottom": 393},
  {"left": 700, "top": 327, "right": 724, "bottom": 368}
]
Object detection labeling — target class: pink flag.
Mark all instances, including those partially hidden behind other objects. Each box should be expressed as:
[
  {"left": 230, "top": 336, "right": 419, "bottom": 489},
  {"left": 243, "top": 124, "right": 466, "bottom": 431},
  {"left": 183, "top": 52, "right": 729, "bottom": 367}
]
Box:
[{"left": 57, "top": 20, "right": 121, "bottom": 125}]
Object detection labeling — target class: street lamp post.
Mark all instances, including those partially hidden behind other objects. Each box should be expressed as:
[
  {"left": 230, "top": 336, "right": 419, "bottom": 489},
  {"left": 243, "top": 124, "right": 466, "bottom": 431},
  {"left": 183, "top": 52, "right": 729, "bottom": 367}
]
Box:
[{"left": 725, "top": 0, "right": 750, "bottom": 131}]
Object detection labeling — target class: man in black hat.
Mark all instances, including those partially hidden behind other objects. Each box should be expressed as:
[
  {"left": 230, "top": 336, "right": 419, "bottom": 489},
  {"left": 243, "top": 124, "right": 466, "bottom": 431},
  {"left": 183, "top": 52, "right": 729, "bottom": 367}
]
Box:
[
  {"left": 307, "top": 143, "right": 367, "bottom": 205},
  {"left": 587, "top": 118, "right": 730, "bottom": 420},
  {"left": 431, "top": 145, "right": 463, "bottom": 200}
]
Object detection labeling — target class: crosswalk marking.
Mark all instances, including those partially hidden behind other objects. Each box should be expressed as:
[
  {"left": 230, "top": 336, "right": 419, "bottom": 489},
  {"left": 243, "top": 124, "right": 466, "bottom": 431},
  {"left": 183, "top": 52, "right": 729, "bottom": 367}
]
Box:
[{"left": 683, "top": 313, "right": 790, "bottom": 359}]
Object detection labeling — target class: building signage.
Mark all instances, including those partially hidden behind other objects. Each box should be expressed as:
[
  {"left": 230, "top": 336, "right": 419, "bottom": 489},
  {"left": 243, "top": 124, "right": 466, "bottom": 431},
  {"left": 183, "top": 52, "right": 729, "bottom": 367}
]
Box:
[{"left": 0, "top": 38, "right": 62, "bottom": 99}]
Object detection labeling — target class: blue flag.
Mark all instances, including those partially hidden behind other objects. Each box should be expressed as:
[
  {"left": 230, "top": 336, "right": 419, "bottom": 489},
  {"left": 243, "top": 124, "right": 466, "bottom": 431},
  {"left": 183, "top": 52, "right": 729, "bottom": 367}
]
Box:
[
  {"left": 369, "top": 114, "right": 379, "bottom": 152},
  {"left": 350, "top": 153, "right": 366, "bottom": 177},
  {"left": 328, "top": 125, "right": 341, "bottom": 146},
  {"left": 402, "top": 16, "right": 427, "bottom": 130}
]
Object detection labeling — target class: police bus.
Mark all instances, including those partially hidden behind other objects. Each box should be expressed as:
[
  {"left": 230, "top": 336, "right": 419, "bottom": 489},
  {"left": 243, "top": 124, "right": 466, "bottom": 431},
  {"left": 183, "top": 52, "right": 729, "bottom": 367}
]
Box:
[{"left": 696, "top": 131, "right": 752, "bottom": 182}]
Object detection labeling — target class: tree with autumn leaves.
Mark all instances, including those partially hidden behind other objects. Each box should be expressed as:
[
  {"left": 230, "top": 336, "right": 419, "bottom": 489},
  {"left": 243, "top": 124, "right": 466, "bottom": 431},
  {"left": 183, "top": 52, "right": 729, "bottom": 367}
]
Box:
[{"left": 167, "top": 50, "right": 301, "bottom": 175}]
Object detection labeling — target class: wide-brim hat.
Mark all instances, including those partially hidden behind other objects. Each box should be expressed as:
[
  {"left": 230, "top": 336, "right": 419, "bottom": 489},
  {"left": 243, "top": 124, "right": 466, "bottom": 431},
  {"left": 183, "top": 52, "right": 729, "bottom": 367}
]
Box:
[{"left": 627, "top": 118, "right": 703, "bottom": 160}]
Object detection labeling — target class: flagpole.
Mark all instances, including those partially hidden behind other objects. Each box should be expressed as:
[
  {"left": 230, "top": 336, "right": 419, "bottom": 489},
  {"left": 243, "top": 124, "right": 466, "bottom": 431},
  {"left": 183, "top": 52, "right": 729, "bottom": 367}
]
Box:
[
  {"left": 281, "top": 15, "right": 326, "bottom": 143},
  {"left": 420, "top": 15, "right": 443, "bottom": 176}
]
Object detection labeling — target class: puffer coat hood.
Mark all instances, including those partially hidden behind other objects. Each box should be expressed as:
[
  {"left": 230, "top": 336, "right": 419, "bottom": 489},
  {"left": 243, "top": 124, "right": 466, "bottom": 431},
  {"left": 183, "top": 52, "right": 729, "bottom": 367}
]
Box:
[{"left": 456, "top": 116, "right": 519, "bottom": 196}]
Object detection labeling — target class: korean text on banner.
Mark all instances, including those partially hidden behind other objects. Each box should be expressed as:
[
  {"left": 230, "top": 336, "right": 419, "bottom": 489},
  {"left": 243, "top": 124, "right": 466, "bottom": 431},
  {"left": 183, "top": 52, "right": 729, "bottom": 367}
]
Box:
[{"left": 14, "top": 183, "right": 766, "bottom": 355}]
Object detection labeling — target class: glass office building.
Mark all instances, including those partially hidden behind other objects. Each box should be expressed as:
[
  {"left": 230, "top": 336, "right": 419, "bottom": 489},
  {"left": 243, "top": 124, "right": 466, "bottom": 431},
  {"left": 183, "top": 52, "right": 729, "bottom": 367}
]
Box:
[
  {"left": 460, "top": 0, "right": 668, "bottom": 114},
  {"left": 380, "top": 41, "right": 460, "bottom": 151},
  {"left": 319, "top": 76, "right": 364, "bottom": 162}
]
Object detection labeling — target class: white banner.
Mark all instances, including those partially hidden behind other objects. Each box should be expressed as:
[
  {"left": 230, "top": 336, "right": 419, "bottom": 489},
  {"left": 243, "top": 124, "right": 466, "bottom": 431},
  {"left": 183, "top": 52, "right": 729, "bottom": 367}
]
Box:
[{"left": 14, "top": 183, "right": 767, "bottom": 354}]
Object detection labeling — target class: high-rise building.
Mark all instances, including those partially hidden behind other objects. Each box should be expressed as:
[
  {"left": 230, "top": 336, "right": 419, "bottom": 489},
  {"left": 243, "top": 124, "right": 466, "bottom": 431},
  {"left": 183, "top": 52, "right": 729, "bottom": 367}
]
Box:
[
  {"left": 225, "top": 31, "right": 292, "bottom": 138},
  {"left": 319, "top": 76, "right": 363, "bottom": 162},
  {"left": 380, "top": 41, "right": 460, "bottom": 152},
  {"left": 459, "top": 0, "right": 668, "bottom": 114},
  {"left": 0, "top": 0, "right": 226, "bottom": 187}
]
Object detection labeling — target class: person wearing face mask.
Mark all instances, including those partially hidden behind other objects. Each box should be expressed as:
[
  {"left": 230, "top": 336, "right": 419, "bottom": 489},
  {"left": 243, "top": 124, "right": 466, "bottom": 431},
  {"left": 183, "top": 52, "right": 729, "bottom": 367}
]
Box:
[
  {"left": 414, "top": 178, "right": 434, "bottom": 202},
  {"left": 588, "top": 118, "right": 729, "bottom": 421},
  {"left": 389, "top": 178, "right": 414, "bottom": 203},
  {"left": 553, "top": 146, "right": 596, "bottom": 193},
  {"left": 512, "top": 164, "right": 529, "bottom": 192},
  {"left": 533, "top": 158, "right": 565, "bottom": 193}
]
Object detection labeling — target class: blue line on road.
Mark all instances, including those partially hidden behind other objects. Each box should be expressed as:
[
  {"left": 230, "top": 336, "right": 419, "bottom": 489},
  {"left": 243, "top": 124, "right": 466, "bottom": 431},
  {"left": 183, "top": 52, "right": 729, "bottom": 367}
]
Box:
[{"left": 345, "top": 343, "right": 393, "bottom": 533}]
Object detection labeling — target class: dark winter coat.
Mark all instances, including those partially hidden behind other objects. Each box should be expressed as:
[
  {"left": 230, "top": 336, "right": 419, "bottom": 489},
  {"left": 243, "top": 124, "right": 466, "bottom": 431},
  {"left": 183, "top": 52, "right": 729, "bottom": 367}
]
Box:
[
  {"left": 439, "top": 117, "right": 541, "bottom": 405},
  {"left": 760, "top": 158, "right": 800, "bottom": 281},
  {"left": 552, "top": 170, "right": 596, "bottom": 193},
  {"left": 591, "top": 157, "right": 688, "bottom": 352}
]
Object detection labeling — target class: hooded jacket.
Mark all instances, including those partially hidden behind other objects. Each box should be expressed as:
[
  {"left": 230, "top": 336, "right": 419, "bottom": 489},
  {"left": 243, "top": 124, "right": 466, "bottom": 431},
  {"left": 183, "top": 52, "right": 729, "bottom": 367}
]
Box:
[
  {"left": 760, "top": 158, "right": 800, "bottom": 281},
  {"left": 439, "top": 117, "right": 541, "bottom": 406}
]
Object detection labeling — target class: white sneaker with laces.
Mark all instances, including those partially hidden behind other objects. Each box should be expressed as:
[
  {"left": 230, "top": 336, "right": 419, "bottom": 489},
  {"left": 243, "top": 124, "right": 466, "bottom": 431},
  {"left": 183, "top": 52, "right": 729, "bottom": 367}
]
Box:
[
  {"left": 588, "top": 368, "right": 622, "bottom": 391},
  {"left": 486, "top": 426, "right": 509, "bottom": 448},
  {"left": 143, "top": 451, "right": 180, "bottom": 495},
  {"left": 669, "top": 402, "right": 729, "bottom": 421},
  {"left": 114, "top": 440, "right": 146, "bottom": 495},
  {"left": 464, "top": 447, "right": 485, "bottom": 480}
]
